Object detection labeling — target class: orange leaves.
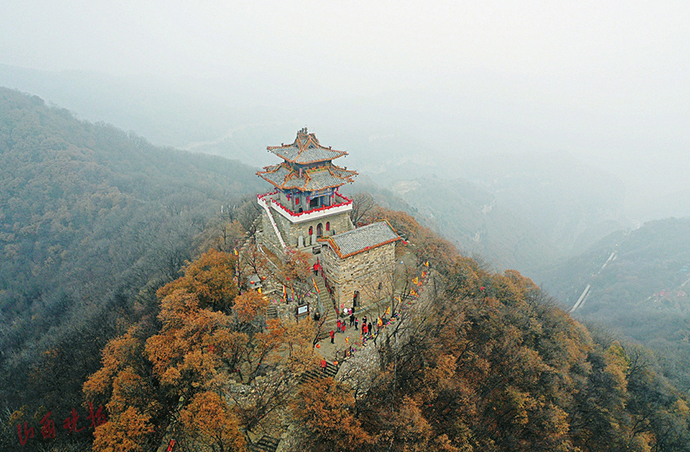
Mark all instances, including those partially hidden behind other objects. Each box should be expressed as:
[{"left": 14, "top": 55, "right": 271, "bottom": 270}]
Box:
[
  {"left": 157, "top": 249, "right": 238, "bottom": 312},
  {"left": 179, "top": 391, "right": 246, "bottom": 452},
  {"left": 292, "top": 378, "right": 373, "bottom": 449},
  {"left": 85, "top": 247, "right": 321, "bottom": 450},
  {"left": 92, "top": 406, "right": 154, "bottom": 452},
  {"left": 378, "top": 396, "right": 435, "bottom": 451},
  {"left": 281, "top": 319, "right": 319, "bottom": 373},
  {"left": 145, "top": 291, "right": 232, "bottom": 391},
  {"left": 83, "top": 327, "right": 145, "bottom": 404},
  {"left": 107, "top": 368, "right": 150, "bottom": 414},
  {"left": 233, "top": 290, "right": 268, "bottom": 324},
  {"left": 279, "top": 248, "right": 312, "bottom": 288}
]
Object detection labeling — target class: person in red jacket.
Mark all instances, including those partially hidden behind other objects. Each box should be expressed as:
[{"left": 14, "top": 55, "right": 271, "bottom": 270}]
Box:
[{"left": 329, "top": 330, "right": 335, "bottom": 344}]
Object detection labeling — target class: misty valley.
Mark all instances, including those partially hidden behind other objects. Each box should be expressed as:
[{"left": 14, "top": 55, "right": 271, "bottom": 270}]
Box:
[{"left": 2, "top": 83, "right": 690, "bottom": 452}]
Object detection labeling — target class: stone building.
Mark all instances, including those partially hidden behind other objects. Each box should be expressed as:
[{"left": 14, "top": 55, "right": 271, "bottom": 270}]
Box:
[
  {"left": 318, "top": 221, "right": 402, "bottom": 308},
  {"left": 256, "top": 128, "right": 401, "bottom": 309},
  {"left": 256, "top": 127, "right": 357, "bottom": 255}
]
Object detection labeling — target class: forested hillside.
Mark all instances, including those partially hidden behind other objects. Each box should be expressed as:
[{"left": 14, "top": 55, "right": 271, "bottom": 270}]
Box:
[
  {"left": 0, "top": 87, "right": 263, "bottom": 449},
  {"left": 2, "top": 86, "right": 689, "bottom": 451},
  {"left": 542, "top": 218, "right": 690, "bottom": 393},
  {"left": 22, "top": 204, "right": 690, "bottom": 451}
]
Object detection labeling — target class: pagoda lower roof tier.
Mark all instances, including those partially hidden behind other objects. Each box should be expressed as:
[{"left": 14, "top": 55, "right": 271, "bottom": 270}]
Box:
[
  {"left": 268, "top": 127, "right": 347, "bottom": 164},
  {"left": 257, "top": 162, "right": 357, "bottom": 192},
  {"left": 318, "top": 221, "right": 401, "bottom": 258}
]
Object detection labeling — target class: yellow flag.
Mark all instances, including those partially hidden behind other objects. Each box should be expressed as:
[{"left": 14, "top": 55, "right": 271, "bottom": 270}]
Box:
[
  {"left": 377, "top": 317, "right": 383, "bottom": 326},
  {"left": 234, "top": 248, "right": 238, "bottom": 256},
  {"left": 386, "top": 306, "right": 391, "bottom": 316},
  {"left": 313, "top": 278, "right": 320, "bottom": 294},
  {"left": 412, "top": 277, "right": 419, "bottom": 285},
  {"left": 411, "top": 289, "right": 418, "bottom": 297},
  {"left": 424, "top": 260, "right": 429, "bottom": 267},
  {"left": 258, "top": 288, "right": 262, "bottom": 294}
]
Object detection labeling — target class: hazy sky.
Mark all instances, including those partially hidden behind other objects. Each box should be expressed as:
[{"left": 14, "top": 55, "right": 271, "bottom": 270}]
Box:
[
  {"left": 2, "top": 0, "right": 690, "bottom": 199},
  {"left": 4, "top": 1, "right": 689, "bottom": 94}
]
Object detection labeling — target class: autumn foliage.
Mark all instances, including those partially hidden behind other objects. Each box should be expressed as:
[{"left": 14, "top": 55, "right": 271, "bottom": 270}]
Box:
[
  {"left": 292, "top": 378, "right": 373, "bottom": 451},
  {"left": 288, "top": 204, "right": 690, "bottom": 451},
  {"left": 83, "top": 249, "right": 319, "bottom": 450},
  {"left": 82, "top": 208, "right": 690, "bottom": 452},
  {"left": 156, "top": 248, "right": 238, "bottom": 312},
  {"left": 366, "top": 205, "right": 457, "bottom": 271}
]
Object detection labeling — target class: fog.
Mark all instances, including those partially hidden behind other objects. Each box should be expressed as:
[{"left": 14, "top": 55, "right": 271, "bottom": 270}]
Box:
[{"left": 2, "top": 0, "right": 689, "bottom": 221}]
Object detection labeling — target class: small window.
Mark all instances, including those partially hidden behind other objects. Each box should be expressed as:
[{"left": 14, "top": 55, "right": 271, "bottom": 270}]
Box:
[
  {"left": 309, "top": 226, "right": 313, "bottom": 235},
  {"left": 326, "top": 222, "right": 330, "bottom": 232}
]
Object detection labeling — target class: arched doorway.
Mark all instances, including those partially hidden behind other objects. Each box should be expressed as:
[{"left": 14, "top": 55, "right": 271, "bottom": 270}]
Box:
[{"left": 316, "top": 223, "right": 323, "bottom": 237}]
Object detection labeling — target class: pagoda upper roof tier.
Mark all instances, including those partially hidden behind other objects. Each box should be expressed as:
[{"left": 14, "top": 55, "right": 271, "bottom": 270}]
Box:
[
  {"left": 267, "top": 128, "right": 347, "bottom": 164},
  {"left": 257, "top": 161, "right": 357, "bottom": 192}
]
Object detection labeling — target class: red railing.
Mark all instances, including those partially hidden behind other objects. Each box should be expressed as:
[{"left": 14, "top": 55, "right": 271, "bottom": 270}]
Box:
[{"left": 258, "top": 191, "right": 352, "bottom": 218}]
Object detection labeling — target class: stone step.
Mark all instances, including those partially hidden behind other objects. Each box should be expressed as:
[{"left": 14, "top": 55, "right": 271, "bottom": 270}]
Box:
[
  {"left": 249, "top": 435, "right": 280, "bottom": 452},
  {"left": 325, "top": 361, "right": 339, "bottom": 376},
  {"left": 266, "top": 304, "right": 278, "bottom": 319},
  {"left": 300, "top": 362, "right": 339, "bottom": 383},
  {"left": 313, "top": 275, "right": 337, "bottom": 314}
]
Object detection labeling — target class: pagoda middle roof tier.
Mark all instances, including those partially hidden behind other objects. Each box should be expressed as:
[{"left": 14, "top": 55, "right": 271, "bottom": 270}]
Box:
[
  {"left": 267, "top": 128, "right": 347, "bottom": 164},
  {"left": 257, "top": 162, "right": 357, "bottom": 192}
]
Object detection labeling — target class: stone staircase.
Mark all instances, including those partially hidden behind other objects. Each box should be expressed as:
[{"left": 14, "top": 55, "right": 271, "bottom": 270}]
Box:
[
  {"left": 300, "top": 361, "right": 340, "bottom": 384},
  {"left": 266, "top": 303, "right": 278, "bottom": 319},
  {"left": 313, "top": 275, "right": 337, "bottom": 340},
  {"left": 314, "top": 275, "right": 329, "bottom": 309},
  {"left": 249, "top": 435, "right": 280, "bottom": 452}
]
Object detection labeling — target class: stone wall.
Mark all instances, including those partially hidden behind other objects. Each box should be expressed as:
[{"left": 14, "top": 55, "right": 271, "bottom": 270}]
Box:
[
  {"left": 271, "top": 207, "right": 353, "bottom": 249},
  {"left": 257, "top": 209, "right": 284, "bottom": 256},
  {"left": 321, "top": 242, "right": 396, "bottom": 309}
]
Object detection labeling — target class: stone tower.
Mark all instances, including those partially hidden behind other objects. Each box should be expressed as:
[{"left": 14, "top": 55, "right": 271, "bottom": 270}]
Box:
[
  {"left": 256, "top": 128, "right": 357, "bottom": 255},
  {"left": 256, "top": 128, "right": 402, "bottom": 309}
]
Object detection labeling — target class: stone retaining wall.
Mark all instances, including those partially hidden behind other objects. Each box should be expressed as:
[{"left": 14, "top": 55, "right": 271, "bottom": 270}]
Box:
[{"left": 321, "top": 242, "right": 396, "bottom": 309}]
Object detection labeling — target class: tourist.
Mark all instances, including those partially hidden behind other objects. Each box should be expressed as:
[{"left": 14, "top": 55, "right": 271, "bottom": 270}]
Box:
[
  {"left": 368, "top": 322, "right": 373, "bottom": 336},
  {"left": 330, "top": 330, "right": 335, "bottom": 344},
  {"left": 354, "top": 318, "right": 359, "bottom": 330},
  {"left": 320, "top": 358, "right": 327, "bottom": 373},
  {"left": 349, "top": 312, "right": 355, "bottom": 326},
  {"left": 336, "top": 319, "right": 341, "bottom": 332}
]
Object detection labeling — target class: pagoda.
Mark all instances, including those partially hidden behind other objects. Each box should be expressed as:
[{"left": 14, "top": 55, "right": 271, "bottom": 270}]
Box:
[{"left": 256, "top": 128, "right": 357, "bottom": 253}]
